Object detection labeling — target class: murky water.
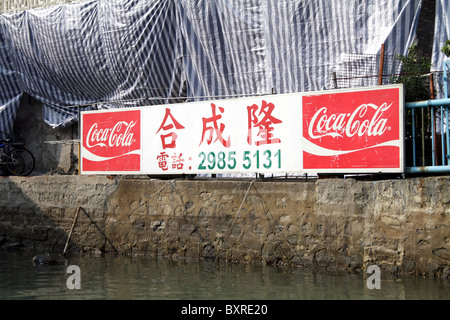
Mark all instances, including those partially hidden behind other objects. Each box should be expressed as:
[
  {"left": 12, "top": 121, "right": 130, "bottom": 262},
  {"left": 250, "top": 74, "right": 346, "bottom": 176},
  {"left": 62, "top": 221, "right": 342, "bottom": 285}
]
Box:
[{"left": 0, "top": 251, "right": 448, "bottom": 301}]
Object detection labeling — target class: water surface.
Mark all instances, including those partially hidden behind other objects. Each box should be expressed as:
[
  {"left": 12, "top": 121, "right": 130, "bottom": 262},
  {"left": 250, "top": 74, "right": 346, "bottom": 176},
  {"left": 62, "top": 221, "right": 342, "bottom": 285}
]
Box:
[{"left": 0, "top": 251, "right": 448, "bottom": 300}]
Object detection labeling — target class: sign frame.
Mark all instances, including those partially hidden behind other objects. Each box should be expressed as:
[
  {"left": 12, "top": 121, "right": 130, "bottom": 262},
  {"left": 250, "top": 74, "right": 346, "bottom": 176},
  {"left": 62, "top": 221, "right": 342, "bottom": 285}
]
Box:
[
  {"left": 301, "top": 84, "right": 404, "bottom": 174},
  {"left": 80, "top": 84, "right": 404, "bottom": 175}
]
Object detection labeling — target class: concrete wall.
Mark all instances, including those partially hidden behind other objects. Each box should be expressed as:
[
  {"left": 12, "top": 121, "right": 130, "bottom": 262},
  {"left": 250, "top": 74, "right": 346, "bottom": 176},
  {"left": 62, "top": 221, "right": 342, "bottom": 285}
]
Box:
[
  {"left": 0, "top": 175, "right": 449, "bottom": 278},
  {"left": 13, "top": 95, "right": 78, "bottom": 174}
]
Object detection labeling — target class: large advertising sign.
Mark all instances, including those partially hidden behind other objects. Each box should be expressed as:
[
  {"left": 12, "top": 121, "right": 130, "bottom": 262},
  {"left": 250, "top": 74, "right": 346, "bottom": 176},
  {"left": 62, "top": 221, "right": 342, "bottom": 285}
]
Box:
[{"left": 80, "top": 84, "right": 403, "bottom": 175}]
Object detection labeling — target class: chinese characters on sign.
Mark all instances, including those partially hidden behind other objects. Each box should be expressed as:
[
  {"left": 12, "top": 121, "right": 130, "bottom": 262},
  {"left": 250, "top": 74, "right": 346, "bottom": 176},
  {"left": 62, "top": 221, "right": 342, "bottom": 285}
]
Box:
[
  {"left": 156, "top": 108, "right": 185, "bottom": 149},
  {"left": 247, "top": 100, "right": 282, "bottom": 146},
  {"left": 155, "top": 108, "right": 186, "bottom": 171},
  {"left": 151, "top": 99, "right": 286, "bottom": 174},
  {"left": 81, "top": 85, "right": 403, "bottom": 175},
  {"left": 200, "top": 103, "right": 230, "bottom": 148}
]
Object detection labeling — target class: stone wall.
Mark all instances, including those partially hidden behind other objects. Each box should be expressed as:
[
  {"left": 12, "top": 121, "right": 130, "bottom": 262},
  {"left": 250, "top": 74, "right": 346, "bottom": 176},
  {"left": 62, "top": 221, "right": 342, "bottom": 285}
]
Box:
[
  {"left": 0, "top": 175, "right": 449, "bottom": 278},
  {"left": 0, "top": 175, "right": 116, "bottom": 252},
  {"left": 13, "top": 95, "right": 78, "bottom": 174}
]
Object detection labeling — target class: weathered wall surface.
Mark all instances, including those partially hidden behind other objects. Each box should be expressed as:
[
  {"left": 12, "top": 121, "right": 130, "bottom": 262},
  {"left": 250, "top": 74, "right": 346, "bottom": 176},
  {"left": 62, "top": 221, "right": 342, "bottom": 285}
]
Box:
[
  {"left": 0, "top": 175, "right": 449, "bottom": 278},
  {"left": 0, "top": 175, "right": 116, "bottom": 253},
  {"left": 13, "top": 96, "right": 78, "bottom": 174}
]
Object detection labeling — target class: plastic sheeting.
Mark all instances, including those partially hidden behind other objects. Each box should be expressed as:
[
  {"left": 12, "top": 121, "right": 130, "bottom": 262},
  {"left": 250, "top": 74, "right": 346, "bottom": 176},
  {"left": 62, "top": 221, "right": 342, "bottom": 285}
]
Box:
[
  {"left": 431, "top": 0, "right": 450, "bottom": 99},
  {"left": 432, "top": 0, "right": 450, "bottom": 74},
  {"left": 0, "top": 0, "right": 424, "bottom": 133},
  {"left": 0, "top": 21, "right": 22, "bottom": 136}
]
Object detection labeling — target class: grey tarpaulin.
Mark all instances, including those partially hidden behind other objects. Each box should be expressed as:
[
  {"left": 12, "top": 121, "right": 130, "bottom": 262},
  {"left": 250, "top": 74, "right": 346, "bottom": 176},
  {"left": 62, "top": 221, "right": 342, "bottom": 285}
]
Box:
[
  {"left": 432, "top": 0, "right": 450, "bottom": 74},
  {"left": 0, "top": 0, "right": 425, "bottom": 133},
  {"left": 431, "top": 0, "right": 450, "bottom": 99},
  {"left": 0, "top": 19, "right": 22, "bottom": 137}
]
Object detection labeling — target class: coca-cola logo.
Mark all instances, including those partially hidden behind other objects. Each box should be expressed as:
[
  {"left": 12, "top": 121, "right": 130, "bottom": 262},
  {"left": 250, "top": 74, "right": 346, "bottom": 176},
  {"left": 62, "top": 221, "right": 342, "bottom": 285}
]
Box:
[
  {"left": 308, "top": 102, "right": 391, "bottom": 139},
  {"left": 302, "top": 87, "right": 401, "bottom": 170},
  {"left": 86, "top": 121, "right": 137, "bottom": 148},
  {"left": 82, "top": 110, "right": 141, "bottom": 172}
]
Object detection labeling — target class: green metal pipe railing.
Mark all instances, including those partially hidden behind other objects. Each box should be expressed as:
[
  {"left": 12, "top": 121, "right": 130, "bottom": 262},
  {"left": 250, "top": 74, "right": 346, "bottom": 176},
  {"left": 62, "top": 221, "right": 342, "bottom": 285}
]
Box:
[{"left": 405, "top": 98, "right": 450, "bottom": 173}]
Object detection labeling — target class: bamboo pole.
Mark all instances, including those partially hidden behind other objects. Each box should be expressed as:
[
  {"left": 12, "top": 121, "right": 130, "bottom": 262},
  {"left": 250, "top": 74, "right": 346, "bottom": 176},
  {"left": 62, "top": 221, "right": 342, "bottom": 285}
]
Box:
[
  {"left": 63, "top": 207, "right": 81, "bottom": 255},
  {"left": 378, "top": 43, "right": 385, "bottom": 85}
]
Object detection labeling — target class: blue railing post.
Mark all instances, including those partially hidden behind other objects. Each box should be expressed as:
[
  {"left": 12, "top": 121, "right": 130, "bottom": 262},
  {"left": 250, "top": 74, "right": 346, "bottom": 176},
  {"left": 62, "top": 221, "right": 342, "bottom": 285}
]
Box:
[
  {"left": 411, "top": 108, "right": 416, "bottom": 167},
  {"left": 431, "top": 105, "right": 435, "bottom": 165},
  {"left": 405, "top": 98, "right": 450, "bottom": 173},
  {"left": 445, "top": 61, "right": 449, "bottom": 167}
]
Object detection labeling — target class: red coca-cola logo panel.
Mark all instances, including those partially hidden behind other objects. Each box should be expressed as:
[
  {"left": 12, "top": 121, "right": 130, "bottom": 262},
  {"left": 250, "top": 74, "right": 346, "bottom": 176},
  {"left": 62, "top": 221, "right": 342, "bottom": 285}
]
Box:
[
  {"left": 302, "top": 88, "right": 401, "bottom": 170},
  {"left": 82, "top": 109, "right": 141, "bottom": 172}
]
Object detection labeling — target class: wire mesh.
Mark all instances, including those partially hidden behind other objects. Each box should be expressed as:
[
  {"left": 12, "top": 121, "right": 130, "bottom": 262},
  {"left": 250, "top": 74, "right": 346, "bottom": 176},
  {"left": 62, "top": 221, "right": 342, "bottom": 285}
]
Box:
[
  {"left": 329, "top": 52, "right": 441, "bottom": 103},
  {"left": 329, "top": 53, "right": 401, "bottom": 89}
]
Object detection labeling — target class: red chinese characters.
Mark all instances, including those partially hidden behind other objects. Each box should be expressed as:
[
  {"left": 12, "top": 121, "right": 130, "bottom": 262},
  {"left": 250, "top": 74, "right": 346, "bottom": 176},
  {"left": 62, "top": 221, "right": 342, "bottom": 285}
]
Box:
[
  {"left": 171, "top": 153, "right": 185, "bottom": 170},
  {"left": 156, "top": 108, "right": 186, "bottom": 171},
  {"left": 199, "top": 103, "right": 231, "bottom": 147},
  {"left": 247, "top": 100, "right": 282, "bottom": 146},
  {"left": 156, "top": 152, "right": 169, "bottom": 171},
  {"left": 156, "top": 108, "right": 185, "bottom": 149}
]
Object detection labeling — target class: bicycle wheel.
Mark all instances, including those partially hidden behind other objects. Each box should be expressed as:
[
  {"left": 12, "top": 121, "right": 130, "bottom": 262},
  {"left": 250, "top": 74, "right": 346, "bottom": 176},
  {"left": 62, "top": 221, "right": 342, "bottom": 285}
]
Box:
[{"left": 6, "top": 148, "right": 35, "bottom": 176}]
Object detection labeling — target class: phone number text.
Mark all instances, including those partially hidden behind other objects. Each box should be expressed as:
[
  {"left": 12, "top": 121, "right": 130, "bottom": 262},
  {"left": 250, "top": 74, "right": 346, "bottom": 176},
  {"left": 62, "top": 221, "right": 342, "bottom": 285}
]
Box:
[{"left": 198, "top": 149, "right": 281, "bottom": 171}]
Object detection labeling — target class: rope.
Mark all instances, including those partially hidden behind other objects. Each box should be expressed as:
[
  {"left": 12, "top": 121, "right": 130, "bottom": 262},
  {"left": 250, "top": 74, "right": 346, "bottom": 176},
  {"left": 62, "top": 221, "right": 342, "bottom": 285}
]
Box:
[
  {"left": 215, "top": 179, "right": 256, "bottom": 262},
  {"left": 252, "top": 184, "right": 301, "bottom": 263}
]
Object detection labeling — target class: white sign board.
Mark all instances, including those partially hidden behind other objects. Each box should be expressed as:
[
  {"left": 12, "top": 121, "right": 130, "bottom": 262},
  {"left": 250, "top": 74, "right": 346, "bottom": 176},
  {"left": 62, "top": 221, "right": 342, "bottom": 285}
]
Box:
[{"left": 80, "top": 85, "right": 403, "bottom": 175}]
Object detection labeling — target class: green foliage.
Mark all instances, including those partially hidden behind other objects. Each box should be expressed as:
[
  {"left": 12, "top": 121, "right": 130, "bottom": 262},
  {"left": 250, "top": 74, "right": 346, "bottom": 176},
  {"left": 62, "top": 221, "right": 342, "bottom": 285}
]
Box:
[
  {"left": 394, "top": 44, "right": 432, "bottom": 102},
  {"left": 441, "top": 40, "right": 450, "bottom": 57}
]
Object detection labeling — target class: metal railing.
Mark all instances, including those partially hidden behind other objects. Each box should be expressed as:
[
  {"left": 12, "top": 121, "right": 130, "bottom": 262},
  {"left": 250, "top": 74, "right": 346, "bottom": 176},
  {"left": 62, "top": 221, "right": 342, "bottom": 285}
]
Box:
[{"left": 404, "top": 100, "right": 450, "bottom": 174}]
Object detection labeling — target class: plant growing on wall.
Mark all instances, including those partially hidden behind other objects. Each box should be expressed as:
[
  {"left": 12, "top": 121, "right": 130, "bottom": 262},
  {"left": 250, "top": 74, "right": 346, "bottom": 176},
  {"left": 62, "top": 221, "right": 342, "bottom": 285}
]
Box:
[
  {"left": 394, "top": 44, "right": 434, "bottom": 167},
  {"left": 394, "top": 44, "right": 433, "bottom": 102},
  {"left": 441, "top": 39, "right": 450, "bottom": 57}
]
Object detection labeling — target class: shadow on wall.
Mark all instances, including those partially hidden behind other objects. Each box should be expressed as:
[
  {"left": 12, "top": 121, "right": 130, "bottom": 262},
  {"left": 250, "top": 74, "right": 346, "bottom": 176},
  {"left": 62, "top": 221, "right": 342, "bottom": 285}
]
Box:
[
  {"left": 0, "top": 176, "right": 74, "bottom": 253},
  {"left": 0, "top": 176, "right": 115, "bottom": 254},
  {"left": 12, "top": 94, "right": 78, "bottom": 175}
]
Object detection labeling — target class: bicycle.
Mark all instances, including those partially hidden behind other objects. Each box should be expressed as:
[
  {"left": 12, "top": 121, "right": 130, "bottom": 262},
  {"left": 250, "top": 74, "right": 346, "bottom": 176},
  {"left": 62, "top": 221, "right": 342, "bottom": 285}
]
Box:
[{"left": 0, "top": 131, "right": 35, "bottom": 176}]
